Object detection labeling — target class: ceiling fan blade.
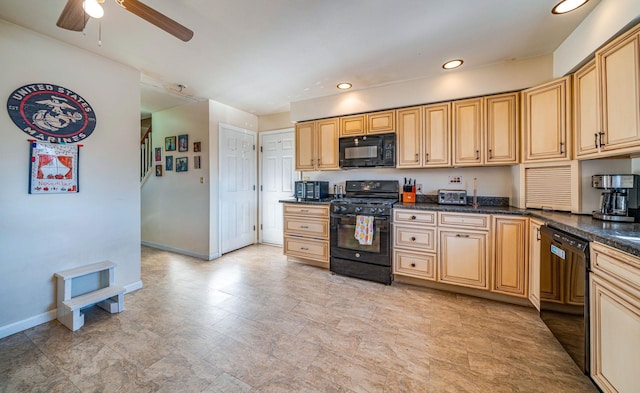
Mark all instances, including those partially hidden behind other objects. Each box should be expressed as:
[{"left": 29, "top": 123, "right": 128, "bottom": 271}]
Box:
[
  {"left": 57, "top": 0, "right": 88, "bottom": 31},
  {"left": 115, "top": 0, "right": 194, "bottom": 42}
]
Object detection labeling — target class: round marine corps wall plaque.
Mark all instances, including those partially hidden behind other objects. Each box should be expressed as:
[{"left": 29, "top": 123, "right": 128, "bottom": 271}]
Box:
[{"left": 7, "top": 83, "right": 97, "bottom": 143}]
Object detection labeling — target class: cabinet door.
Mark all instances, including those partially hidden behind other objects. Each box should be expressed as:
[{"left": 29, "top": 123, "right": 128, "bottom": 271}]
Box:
[
  {"left": 394, "top": 249, "right": 436, "bottom": 280},
  {"left": 367, "top": 110, "right": 395, "bottom": 134},
  {"left": 528, "top": 218, "right": 543, "bottom": 310},
  {"left": 438, "top": 229, "right": 488, "bottom": 289},
  {"left": 340, "top": 114, "right": 366, "bottom": 137},
  {"left": 573, "top": 60, "right": 600, "bottom": 158},
  {"left": 295, "top": 121, "right": 315, "bottom": 170},
  {"left": 491, "top": 216, "right": 528, "bottom": 297},
  {"left": 396, "top": 107, "right": 422, "bottom": 168},
  {"left": 452, "top": 98, "right": 483, "bottom": 166},
  {"left": 598, "top": 26, "right": 640, "bottom": 153},
  {"left": 590, "top": 273, "right": 640, "bottom": 393},
  {"left": 316, "top": 118, "right": 339, "bottom": 170},
  {"left": 522, "top": 76, "right": 571, "bottom": 162},
  {"left": 423, "top": 102, "right": 451, "bottom": 167},
  {"left": 485, "top": 93, "right": 519, "bottom": 165}
]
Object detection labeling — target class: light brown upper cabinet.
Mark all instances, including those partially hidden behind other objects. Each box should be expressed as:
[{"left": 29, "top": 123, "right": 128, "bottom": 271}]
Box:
[
  {"left": 396, "top": 106, "right": 423, "bottom": 168},
  {"left": 451, "top": 93, "right": 519, "bottom": 167},
  {"left": 573, "top": 60, "right": 600, "bottom": 158},
  {"left": 521, "top": 76, "right": 571, "bottom": 163},
  {"left": 295, "top": 118, "right": 339, "bottom": 171},
  {"left": 339, "top": 110, "right": 395, "bottom": 137},
  {"left": 596, "top": 24, "right": 640, "bottom": 155},
  {"left": 397, "top": 104, "right": 451, "bottom": 169},
  {"left": 485, "top": 92, "right": 519, "bottom": 165},
  {"left": 452, "top": 97, "right": 483, "bottom": 166}
]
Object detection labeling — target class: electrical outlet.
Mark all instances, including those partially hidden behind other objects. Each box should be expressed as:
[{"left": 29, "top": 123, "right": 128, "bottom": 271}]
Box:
[
  {"left": 416, "top": 184, "right": 422, "bottom": 191},
  {"left": 448, "top": 176, "right": 462, "bottom": 184}
]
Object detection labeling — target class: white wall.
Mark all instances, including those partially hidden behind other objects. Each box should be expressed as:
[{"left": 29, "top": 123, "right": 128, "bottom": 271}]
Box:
[
  {"left": 258, "top": 112, "right": 292, "bottom": 132},
  {"left": 0, "top": 20, "right": 141, "bottom": 337},
  {"left": 141, "top": 100, "right": 257, "bottom": 260},
  {"left": 554, "top": 0, "right": 640, "bottom": 76},
  {"left": 290, "top": 55, "right": 553, "bottom": 122},
  {"left": 142, "top": 101, "right": 212, "bottom": 258}
]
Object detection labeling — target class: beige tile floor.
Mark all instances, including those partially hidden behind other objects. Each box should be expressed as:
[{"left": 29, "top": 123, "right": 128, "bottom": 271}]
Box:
[{"left": 0, "top": 244, "right": 598, "bottom": 392}]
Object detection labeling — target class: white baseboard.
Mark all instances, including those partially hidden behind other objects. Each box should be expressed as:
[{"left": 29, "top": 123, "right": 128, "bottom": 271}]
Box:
[
  {"left": 0, "top": 280, "right": 144, "bottom": 339},
  {"left": 0, "top": 310, "right": 56, "bottom": 339},
  {"left": 141, "top": 240, "right": 219, "bottom": 260}
]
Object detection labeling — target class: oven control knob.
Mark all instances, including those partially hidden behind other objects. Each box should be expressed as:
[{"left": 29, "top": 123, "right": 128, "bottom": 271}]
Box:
[
  {"left": 355, "top": 207, "right": 363, "bottom": 213},
  {"left": 340, "top": 206, "right": 347, "bottom": 212},
  {"left": 370, "top": 207, "right": 377, "bottom": 214},
  {"left": 355, "top": 253, "right": 360, "bottom": 258}
]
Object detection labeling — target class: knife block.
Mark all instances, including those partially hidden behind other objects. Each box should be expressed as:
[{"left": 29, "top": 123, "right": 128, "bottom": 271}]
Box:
[{"left": 402, "top": 191, "right": 416, "bottom": 203}]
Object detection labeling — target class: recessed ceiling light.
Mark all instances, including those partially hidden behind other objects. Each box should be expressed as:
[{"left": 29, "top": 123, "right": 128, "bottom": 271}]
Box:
[
  {"left": 551, "top": 0, "right": 589, "bottom": 14},
  {"left": 442, "top": 59, "right": 463, "bottom": 70},
  {"left": 337, "top": 83, "right": 352, "bottom": 90}
]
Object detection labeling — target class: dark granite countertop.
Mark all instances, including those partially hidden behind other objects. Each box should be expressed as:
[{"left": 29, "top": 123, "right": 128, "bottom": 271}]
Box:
[{"left": 279, "top": 198, "right": 332, "bottom": 205}]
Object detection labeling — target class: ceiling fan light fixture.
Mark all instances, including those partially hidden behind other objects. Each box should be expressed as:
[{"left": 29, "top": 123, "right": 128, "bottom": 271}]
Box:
[
  {"left": 551, "top": 0, "right": 589, "bottom": 14},
  {"left": 83, "top": 0, "right": 104, "bottom": 19},
  {"left": 337, "top": 83, "right": 352, "bottom": 90},
  {"left": 443, "top": 59, "right": 463, "bottom": 70}
]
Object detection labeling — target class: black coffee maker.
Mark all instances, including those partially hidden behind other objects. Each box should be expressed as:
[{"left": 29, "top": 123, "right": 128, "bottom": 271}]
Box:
[{"left": 592, "top": 174, "right": 640, "bottom": 223}]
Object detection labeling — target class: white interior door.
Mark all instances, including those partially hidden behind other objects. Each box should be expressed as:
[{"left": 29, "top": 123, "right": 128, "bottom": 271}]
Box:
[
  {"left": 219, "top": 124, "right": 257, "bottom": 254},
  {"left": 260, "top": 129, "right": 297, "bottom": 245}
]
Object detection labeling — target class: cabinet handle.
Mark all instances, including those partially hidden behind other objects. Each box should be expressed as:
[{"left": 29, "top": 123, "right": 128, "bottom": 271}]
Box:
[
  {"left": 598, "top": 131, "right": 605, "bottom": 148},
  {"left": 300, "top": 209, "right": 309, "bottom": 212},
  {"left": 300, "top": 225, "right": 309, "bottom": 229},
  {"left": 488, "top": 149, "right": 492, "bottom": 159},
  {"left": 411, "top": 263, "right": 416, "bottom": 268},
  {"left": 594, "top": 133, "right": 599, "bottom": 149},
  {"left": 415, "top": 153, "right": 419, "bottom": 162},
  {"left": 560, "top": 141, "right": 564, "bottom": 154},
  {"left": 425, "top": 153, "right": 429, "bottom": 163},
  {"left": 455, "top": 234, "right": 470, "bottom": 238},
  {"left": 536, "top": 227, "right": 541, "bottom": 241},
  {"left": 410, "top": 237, "right": 416, "bottom": 241},
  {"left": 475, "top": 150, "right": 480, "bottom": 160},
  {"left": 318, "top": 158, "right": 321, "bottom": 165},
  {"left": 410, "top": 215, "right": 417, "bottom": 220},
  {"left": 300, "top": 247, "right": 309, "bottom": 250}
]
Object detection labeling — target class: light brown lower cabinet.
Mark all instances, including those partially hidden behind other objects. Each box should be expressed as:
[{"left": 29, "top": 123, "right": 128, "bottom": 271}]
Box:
[
  {"left": 392, "top": 208, "right": 437, "bottom": 280},
  {"left": 283, "top": 204, "right": 330, "bottom": 265},
  {"left": 491, "top": 216, "right": 529, "bottom": 297},
  {"left": 438, "top": 229, "right": 488, "bottom": 290},
  {"left": 528, "top": 218, "right": 544, "bottom": 310},
  {"left": 590, "top": 242, "right": 640, "bottom": 393}
]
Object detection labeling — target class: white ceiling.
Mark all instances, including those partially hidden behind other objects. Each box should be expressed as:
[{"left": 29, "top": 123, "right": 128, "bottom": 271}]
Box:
[{"left": 0, "top": 0, "right": 599, "bottom": 118}]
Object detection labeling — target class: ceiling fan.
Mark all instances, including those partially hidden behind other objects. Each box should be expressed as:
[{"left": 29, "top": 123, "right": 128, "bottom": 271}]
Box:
[{"left": 56, "top": 0, "right": 194, "bottom": 42}]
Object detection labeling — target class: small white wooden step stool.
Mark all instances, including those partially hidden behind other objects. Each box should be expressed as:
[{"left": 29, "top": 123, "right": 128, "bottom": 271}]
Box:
[{"left": 54, "top": 261, "right": 125, "bottom": 331}]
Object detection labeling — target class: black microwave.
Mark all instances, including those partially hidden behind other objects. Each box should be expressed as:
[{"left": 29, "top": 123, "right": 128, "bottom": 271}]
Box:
[{"left": 339, "top": 133, "right": 395, "bottom": 168}]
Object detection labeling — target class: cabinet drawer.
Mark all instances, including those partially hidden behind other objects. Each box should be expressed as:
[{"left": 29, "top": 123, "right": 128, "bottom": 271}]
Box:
[
  {"left": 591, "top": 242, "right": 640, "bottom": 292},
  {"left": 439, "top": 212, "right": 489, "bottom": 230},
  {"left": 283, "top": 204, "right": 329, "bottom": 218},
  {"left": 284, "top": 217, "right": 328, "bottom": 239},
  {"left": 394, "top": 225, "right": 436, "bottom": 251},
  {"left": 393, "top": 209, "right": 437, "bottom": 225},
  {"left": 284, "top": 236, "right": 329, "bottom": 263},
  {"left": 394, "top": 249, "right": 436, "bottom": 280}
]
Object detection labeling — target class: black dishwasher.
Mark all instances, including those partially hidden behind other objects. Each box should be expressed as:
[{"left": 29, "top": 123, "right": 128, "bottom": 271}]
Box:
[{"left": 539, "top": 225, "right": 590, "bottom": 375}]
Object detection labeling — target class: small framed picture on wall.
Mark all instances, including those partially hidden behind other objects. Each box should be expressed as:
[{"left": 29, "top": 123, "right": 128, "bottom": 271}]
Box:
[
  {"left": 178, "top": 134, "right": 188, "bottom": 152},
  {"left": 194, "top": 142, "right": 201, "bottom": 152},
  {"left": 165, "top": 155, "right": 173, "bottom": 171},
  {"left": 155, "top": 147, "right": 161, "bottom": 161},
  {"left": 165, "top": 136, "right": 176, "bottom": 151},
  {"left": 194, "top": 155, "right": 201, "bottom": 169},
  {"left": 155, "top": 165, "right": 162, "bottom": 176},
  {"left": 176, "top": 157, "right": 188, "bottom": 172}
]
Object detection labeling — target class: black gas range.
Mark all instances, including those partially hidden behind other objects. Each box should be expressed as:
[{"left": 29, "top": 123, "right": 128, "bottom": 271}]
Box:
[{"left": 330, "top": 180, "right": 399, "bottom": 285}]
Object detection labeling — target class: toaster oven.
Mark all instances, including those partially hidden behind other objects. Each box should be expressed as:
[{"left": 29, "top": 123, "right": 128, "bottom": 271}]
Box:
[
  {"left": 294, "top": 181, "right": 329, "bottom": 201},
  {"left": 438, "top": 189, "right": 467, "bottom": 205}
]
